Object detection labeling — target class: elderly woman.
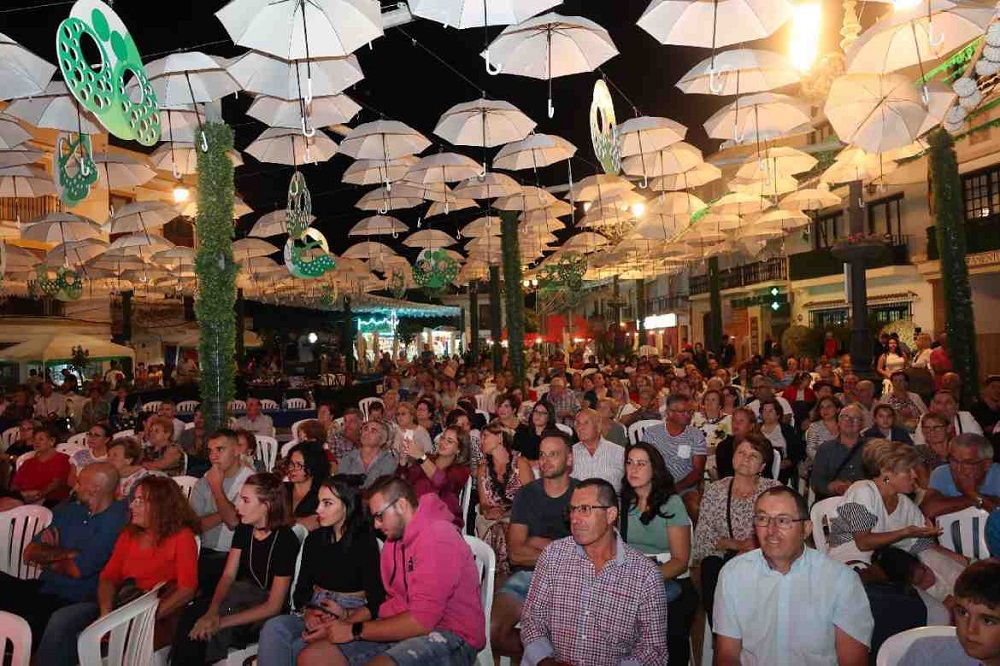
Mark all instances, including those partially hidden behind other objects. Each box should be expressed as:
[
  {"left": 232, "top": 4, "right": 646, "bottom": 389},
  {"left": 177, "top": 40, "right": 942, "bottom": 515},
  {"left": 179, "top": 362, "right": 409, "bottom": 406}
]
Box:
[
  {"left": 142, "top": 416, "right": 185, "bottom": 476},
  {"left": 827, "top": 440, "right": 967, "bottom": 601},
  {"left": 106, "top": 436, "right": 150, "bottom": 500},
  {"left": 863, "top": 404, "right": 914, "bottom": 445},
  {"left": 397, "top": 424, "right": 471, "bottom": 527},
  {"left": 495, "top": 393, "right": 521, "bottom": 432},
  {"left": 336, "top": 420, "right": 397, "bottom": 488},
  {"left": 475, "top": 423, "right": 533, "bottom": 576},
  {"left": 758, "top": 398, "right": 804, "bottom": 484},
  {"left": 693, "top": 434, "right": 782, "bottom": 623},
  {"left": 67, "top": 422, "right": 112, "bottom": 488},
  {"left": 693, "top": 389, "right": 732, "bottom": 478},
  {"left": 805, "top": 396, "right": 841, "bottom": 462},
  {"left": 392, "top": 401, "right": 433, "bottom": 462},
  {"left": 914, "top": 412, "right": 952, "bottom": 488},
  {"left": 881, "top": 371, "right": 927, "bottom": 432}
]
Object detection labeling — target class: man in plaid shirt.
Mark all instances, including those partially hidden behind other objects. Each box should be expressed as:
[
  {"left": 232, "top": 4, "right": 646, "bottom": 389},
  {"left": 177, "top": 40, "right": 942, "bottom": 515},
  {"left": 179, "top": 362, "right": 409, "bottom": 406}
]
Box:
[
  {"left": 546, "top": 376, "right": 581, "bottom": 427},
  {"left": 520, "top": 479, "right": 668, "bottom": 665}
]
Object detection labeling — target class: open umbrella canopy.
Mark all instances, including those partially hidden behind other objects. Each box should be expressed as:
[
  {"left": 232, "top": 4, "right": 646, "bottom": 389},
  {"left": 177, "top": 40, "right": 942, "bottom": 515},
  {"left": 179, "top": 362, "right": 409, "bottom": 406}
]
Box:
[
  {"left": 434, "top": 98, "right": 536, "bottom": 147},
  {"left": 151, "top": 143, "right": 243, "bottom": 175},
  {"left": 342, "top": 156, "right": 418, "bottom": 186},
  {"left": 248, "top": 94, "right": 361, "bottom": 129},
  {"left": 427, "top": 198, "right": 479, "bottom": 217},
  {"left": 452, "top": 172, "right": 522, "bottom": 199},
  {"left": 0, "top": 32, "right": 56, "bottom": 101},
  {"left": 233, "top": 238, "right": 281, "bottom": 258},
  {"left": 104, "top": 201, "right": 181, "bottom": 235},
  {"left": 493, "top": 133, "right": 576, "bottom": 169},
  {"left": 735, "top": 146, "right": 817, "bottom": 181},
  {"left": 92, "top": 152, "right": 157, "bottom": 190},
  {"left": 410, "top": 0, "right": 560, "bottom": 27},
  {"left": 227, "top": 51, "right": 364, "bottom": 99},
  {"left": 108, "top": 233, "right": 175, "bottom": 253},
  {"left": 43, "top": 239, "right": 109, "bottom": 267},
  {"left": 483, "top": 13, "right": 619, "bottom": 80},
  {"left": 0, "top": 333, "right": 134, "bottom": 364},
  {"left": 0, "top": 147, "right": 44, "bottom": 169},
  {"left": 820, "top": 146, "right": 900, "bottom": 184},
  {"left": 356, "top": 185, "right": 426, "bottom": 211},
  {"left": 216, "top": 0, "right": 384, "bottom": 60},
  {"left": 567, "top": 174, "right": 634, "bottom": 202},
  {"left": 461, "top": 216, "right": 503, "bottom": 238},
  {"left": 730, "top": 174, "right": 799, "bottom": 196},
  {"left": 779, "top": 186, "right": 841, "bottom": 211},
  {"left": 704, "top": 92, "right": 811, "bottom": 143},
  {"left": 403, "top": 229, "right": 457, "bottom": 248},
  {"left": 0, "top": 166, "right": 57, "bottom": 198},
  {"left": 825, "top": 73, "right": 927, "bottom": 153},
  {"left": 648, "top": 192, "right": 707, "bottom": 216},
  {"left": 340, "top": 120, "right": 431, "bottom": 160},
  {"left": 677, "top": 48, "right": 799, "bottom": 95},
  {"left": 405, "top": 153, "right": 482, "bottom": 184},
  {"left": 637, "top": 0, "right": 794, "bottom": 48},
  {"left": 342, "top": 240, "right": 398, "bottom": 259},
  {"left": 496, "top": 185, "right": 559, "bottom": 210},
  {"left": 245, "top": 127, "right": 339, "bottom": 165},
  {"left": 22, "top": 213, "right": 102, "bottom": 243},
  {"left": 142, "top": 52, "right": 241, "bottom": 106},
  {"left": 249, "top": 209, "right": 317, "bottom": 238},
  {"left": 617, "top": 116, "right": 687, "bottom": 156},
  {"left": 4, "top": 82, "right": 101, "bottom": 134},
  {"left": 650, "top": 162, "right": 722, "bottom": 191},
  {"left": 0, "top": 115, "right": 34, "bottom": 150},
  {"left": 710, "top": 191, "right": 771, "bottom": 215},
  {"left": 622, "top": 141, "right": 703, "bottom": 178},
  {"left": 348, "top": 215, "right": 408, "bottom": 236}
]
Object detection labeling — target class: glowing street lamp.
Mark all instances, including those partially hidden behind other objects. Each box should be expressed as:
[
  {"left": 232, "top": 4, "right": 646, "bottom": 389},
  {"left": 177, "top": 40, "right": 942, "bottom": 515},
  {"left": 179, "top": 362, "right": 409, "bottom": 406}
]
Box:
[{"left": 789, "top": 2, "right": 822, "bottom": 72}]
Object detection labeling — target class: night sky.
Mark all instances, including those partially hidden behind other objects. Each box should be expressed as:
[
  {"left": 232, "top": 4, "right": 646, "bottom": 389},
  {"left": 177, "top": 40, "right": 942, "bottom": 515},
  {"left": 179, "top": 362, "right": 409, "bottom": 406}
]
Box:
[{"left": 2, "top": 0, "right": 845, "bottom": 262}]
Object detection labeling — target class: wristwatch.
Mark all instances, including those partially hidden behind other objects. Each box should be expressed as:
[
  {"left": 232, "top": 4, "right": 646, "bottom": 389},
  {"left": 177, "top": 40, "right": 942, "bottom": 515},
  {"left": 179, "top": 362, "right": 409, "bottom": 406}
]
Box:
[
  {"left": 974, "top": 495, "right": 985, "bottom": 509},
  {"left": 352, "top": 621, "right": 364, "bottom": 641},
  {"left": 416, "top": 453, "right": 427, "bottom": 463}
]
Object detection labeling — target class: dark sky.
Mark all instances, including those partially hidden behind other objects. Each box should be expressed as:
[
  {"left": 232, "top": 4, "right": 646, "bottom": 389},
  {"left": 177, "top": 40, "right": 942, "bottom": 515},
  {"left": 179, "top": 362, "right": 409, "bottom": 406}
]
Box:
[{"left": 1, "top": 0, "right": 842, "bottom": 261}]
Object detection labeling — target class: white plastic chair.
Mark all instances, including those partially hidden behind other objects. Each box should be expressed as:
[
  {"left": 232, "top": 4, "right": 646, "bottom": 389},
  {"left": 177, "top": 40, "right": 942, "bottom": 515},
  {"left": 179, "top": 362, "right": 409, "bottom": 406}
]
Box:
[
  {"left": 0, "top": 504, "right": 53, "bottom": 580},
  {"left": 172, "top": 475, "right": 199, "bottom": 501},
  {"left": 259, "top": 398, "right": 280, "bottom": 411},
  {"left": 937, "top": 507, "right": 991, "bottom": 561},
  {"left": 176, "top": 400, "right": 200, "bottom": 414},
  {"left": 359, "top": 397, "right": 380, "bottom": 421},
  {"left": 809, "top": 496, "right": 845, "bottom": 554},
  {"left": 228, "top": 400, "right": 247, "bottom": 413},
  {"left": 771, "top": 448, "right": 782, "bottom": 480},
  {"left": 14, "top": 451, "right": 35, "bottom": 471},
  {"left": 280, "top": 439, "right": 300, "bottom": 460},
  {"left": 1, "top": 426, "right": 19, "bottom": 451},
  {"left": 77, "top": 583, "right": 162, "bottom": 666},
  {"left": 184, "top": 421, "right": 195, "bottom": 430},
  {"left": 67, "top": 432, "right": 89, "bottom": 448},
  {"left": 56, "top": 442, "right": 86, "bottom": 457},
  {"left": 112, "top": 429, "right": 134, "bottom": 441},
  {"left": 459, "top": 475, "right": 474, "bottom": 532},
  {"left": 627, "top": 419, "right": 662, "bottom": 445},
  {"left": 0, "top": 610, "right": 32, "bottom": 666},
  {"left": 875, "top": 625, "right": 957, "bottom": 666},
  {"left": 255, "top": 435, "right": 279, "bottom": 472},
  {"left": 463, "top": 535, "right": 496, "bottom": 666},
  {"left": 617, "top": 403, "right": 639, "bottom": 420},
  {"left": 476, "top": 393, "right": 497, "bottom": 414},
  {"left": 476, "top": 409, "right": 491, "bottom": 423},
  {"left": 555, "top": 423, "right": 573, "bottom": 436},
  {"left": 285, "top": 397, "right": 308, "bottom": 409},
  {"left": 141, "top": 401, "right": 162, "bottom": 414},
  {"left": 290, "top": 419, "right": 311, "bottom": 439}
]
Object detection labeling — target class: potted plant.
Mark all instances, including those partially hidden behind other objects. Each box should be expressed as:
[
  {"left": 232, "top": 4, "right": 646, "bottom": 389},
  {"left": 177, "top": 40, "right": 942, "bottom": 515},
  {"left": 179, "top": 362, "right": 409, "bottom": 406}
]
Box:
[{"left": 831, "top": 232, "right": 890, "bottom": 263}]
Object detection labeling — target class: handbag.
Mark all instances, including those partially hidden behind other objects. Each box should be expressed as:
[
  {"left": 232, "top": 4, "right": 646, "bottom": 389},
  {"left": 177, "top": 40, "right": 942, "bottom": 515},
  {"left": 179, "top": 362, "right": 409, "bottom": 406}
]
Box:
[
  {"left": 723, "top": 480, "right": 739, "bottom": 562},
  {"left": 205, "top": 580, "right": 270, "bottom": 662}
]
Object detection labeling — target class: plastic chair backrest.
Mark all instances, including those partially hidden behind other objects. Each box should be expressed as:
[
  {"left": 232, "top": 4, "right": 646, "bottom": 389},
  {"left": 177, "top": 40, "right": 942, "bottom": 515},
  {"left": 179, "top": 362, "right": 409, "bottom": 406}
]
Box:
[
  {"left": 67, "top": 432, "right": 89, "bottom": 448},
  {"left": 476, "top": 393, "right": 497, "bottom": 414},
  {"left": 1, "top": 427, "right": 19, "bottom": 450},
  {"left": 228, "top": 400, "right": 247, "bottom": 413},
  {"left": 141, "top": 401, "right": 162, "bottom": 414},
  {"left": 176, "top": 400, "right": 200, "bottom": 414},
  {"left": 358, "top": 397, "right": 379, "bottom": 421},
  {"left": 771, "top": 447, "right": 782, "bottom": 480},
  {"left": 56, "top": 442, "right": 85, "bottom": 457},
  {"left": 463, "top": 535, "right": 496, "bottom": 666},
  {"left": 77, "top": 584, "right": 162, "bottom": 666},
  {"left": 259, "top": 399, "right": 279, "bottom": 411},
  {"left": 112, "top": 429, "right": 134, "bottom": 441},
  {"left": 289, "top": 420, "right": 310, "bottom": 440},
  {"left": 0, "top": 610, "right": 31, "bottom": 666},
  {"left": 555, "top": 423, "right": 573, "bottom": 436},
  {"left": 875, "top": 625, "right": 956, "bottom": 666},
  {"left": 255, "top": 435, "right": 279, "bottom": 472},
  {"left": 459, "top": 475, "right": 473, "bottom": 532},
  {"left": 14, "top": 451, "right": 35, "bottom": 471},
  {"left": 937, "top": 507, "right": 991, "bottom": 561},
  {"left": 184, "top": 421, "right": 195, "bottom": 430},
  {"left": 810, "top": 496, "right": 845, "bottom": 554},
  {"left": 172, "top": 475, "right": 199, "bottom": 501},
  {"left": 280, "top": 439, "right": 299, "bottom": 460},
  {"left": 0, "top": 505, "right": 53, "bottom": 580},
  {"left": 285, "top": 398, "right": 308, "bottom": 410},
  {"left": 627, "top": 419, "right": 662, "bottom": 445}
]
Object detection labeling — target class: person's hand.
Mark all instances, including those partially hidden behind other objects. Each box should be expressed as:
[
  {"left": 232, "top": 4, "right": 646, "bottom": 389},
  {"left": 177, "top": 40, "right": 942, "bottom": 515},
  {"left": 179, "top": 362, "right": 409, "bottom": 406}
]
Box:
[
  {"left": 318, "top": 598, "right": 346, "bottom": 620},
  {"left": 189, "top": 612, "right": 221, "bottom": 640},
  {"left": 906, "top": 524, "right": 943, "bottom": 539},
  {"left": 827, "top": 480, "right": 851, "bottom": 495},
  {"left": 40, "top": 526, "right": 59, "bottom": 546},
  {"left": 204, "top": 464, "right": 224, "bottom": 490},
  {"left": 483, "top": 506, "right": 505, "bottom": 521},
  {"left": 302, "top": 619, "right": 352, "bottom": 644},
  {"left": 303, "top": 608, "right": 328, "bottom": 631}
]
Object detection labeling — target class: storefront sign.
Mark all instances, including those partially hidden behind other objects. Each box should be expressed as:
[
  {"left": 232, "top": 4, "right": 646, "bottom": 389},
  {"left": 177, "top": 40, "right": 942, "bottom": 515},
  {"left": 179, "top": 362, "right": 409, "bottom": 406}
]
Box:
[
  {"left": 967, "top": 250, "right": 1000, "bottom": 267},
  {"left": 644, "top": 313, "right": 677, "bottom": 330}
]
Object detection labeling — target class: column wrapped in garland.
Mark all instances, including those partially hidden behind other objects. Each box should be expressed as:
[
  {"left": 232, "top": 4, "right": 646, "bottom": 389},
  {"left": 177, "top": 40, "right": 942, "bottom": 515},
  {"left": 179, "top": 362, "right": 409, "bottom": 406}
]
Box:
[
  {"left": 929, "top": 129, "right": 980, "bottom": 397},
  {"left": 195, "top": 122, "right": 237, "bottom": 432},
  {"left": 707, "top": 256, "right": 723, "bottom": 354},
  {"left": 489, "top": 265, "right": 503, "bottom": 372},
  {"left": 500, "top": 211, "right": 526, "bottom": 384},
  {"left": 469, "top": 280, "right": 480, "bottom": 362}
]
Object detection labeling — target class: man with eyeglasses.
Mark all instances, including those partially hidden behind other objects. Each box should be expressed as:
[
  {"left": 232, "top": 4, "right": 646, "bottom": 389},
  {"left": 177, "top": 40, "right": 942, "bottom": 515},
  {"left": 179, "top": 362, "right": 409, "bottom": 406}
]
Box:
[
  {"left": 305, "top": 476, "right": 484, "bottom": 664},
  {"left": 921, "top": 433, "right": 1000, "bottom": 520},
  {"left": 714, "top": 486, "right": 873, "bottom": 666},
  {"left": 642, "top": 394, "right": 707, "bottom": 520},
  {"left": 912, "top": 390, "right": 983, "bottom": 447},
  {"left": 811, "top": 404, "right": 868, "bottom": 501},
  {"left": 746, "top": 376, "right": 794, "bottom": 427},
  {"left": 492, "top": 430, "right": 578, "bottom": 662},
  {"left": 520, "top": 478, "right": 667, "bottom": 665}
]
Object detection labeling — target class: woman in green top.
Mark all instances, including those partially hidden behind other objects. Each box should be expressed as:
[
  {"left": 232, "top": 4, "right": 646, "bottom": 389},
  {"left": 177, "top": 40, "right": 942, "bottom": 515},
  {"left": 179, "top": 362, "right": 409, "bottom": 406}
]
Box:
[{"left": 619, "top": 441, "right": 698, "bottom": 666}]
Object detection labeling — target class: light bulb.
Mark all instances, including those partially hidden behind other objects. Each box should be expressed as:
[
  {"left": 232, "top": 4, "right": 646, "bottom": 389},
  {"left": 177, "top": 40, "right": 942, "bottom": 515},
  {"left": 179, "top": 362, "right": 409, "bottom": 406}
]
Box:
[
  {"left": 631, "top": 202, "right": 646, "bottom": 218},
  {"left": 789, "top": 3, "right": 821, "bottom": 72},
  {"left": 173, "top": 185, "right": 190, "bottom": 204}
]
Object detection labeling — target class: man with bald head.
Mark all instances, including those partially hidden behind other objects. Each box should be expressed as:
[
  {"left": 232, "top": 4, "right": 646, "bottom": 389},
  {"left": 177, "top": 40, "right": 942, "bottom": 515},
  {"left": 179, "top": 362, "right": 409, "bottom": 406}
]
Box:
[
  {"left": 0, "top": 462, "right": 127, "bottom": 647},
  {"left": 811, "top": 404, "right": 868, "bottom": 501}
]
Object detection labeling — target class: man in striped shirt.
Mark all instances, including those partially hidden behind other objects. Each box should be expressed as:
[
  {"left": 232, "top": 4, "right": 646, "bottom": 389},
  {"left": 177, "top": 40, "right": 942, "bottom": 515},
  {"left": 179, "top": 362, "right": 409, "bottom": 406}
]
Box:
[{"left": 570, "top": 408, "right": 624, "bottom": 493}]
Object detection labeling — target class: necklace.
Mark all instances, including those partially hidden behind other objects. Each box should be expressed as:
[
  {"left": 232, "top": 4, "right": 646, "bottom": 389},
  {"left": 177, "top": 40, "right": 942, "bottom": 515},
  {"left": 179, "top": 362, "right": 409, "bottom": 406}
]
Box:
[{"left": 249, "top": 528, "right": 277, "bottom": 590}]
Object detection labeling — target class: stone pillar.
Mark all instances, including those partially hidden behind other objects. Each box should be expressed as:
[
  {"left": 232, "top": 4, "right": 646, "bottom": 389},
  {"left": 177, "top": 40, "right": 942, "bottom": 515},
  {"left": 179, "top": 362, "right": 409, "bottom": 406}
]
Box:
[
  {"left": 469, "top": 280, "right": 480, "bottom": 362},
  {"left": 707, "top": 256, "right": 723, "bottom": 353}
]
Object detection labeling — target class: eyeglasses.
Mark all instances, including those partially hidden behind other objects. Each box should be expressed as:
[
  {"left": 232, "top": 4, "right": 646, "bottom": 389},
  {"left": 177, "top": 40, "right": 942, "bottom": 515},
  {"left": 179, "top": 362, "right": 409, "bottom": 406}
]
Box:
[
  {"left": 287, "top": 461, "right": 306, "bottom": 471},
  {"left": 371, "top": 498, "right": 400, "bottom": 523},
  {"left": 566, "top": 504, "right": 613, "bottom": 518},
  {"left": 625, "top": 459, "right": 649, "bottom": 468},
  {"left": 87, "top": 431, "right": 105, "bottom": 437},
  {"left": 130, "top": 496, "right": 147, "bottom": 506},
  {"left": 839, "top": 416, "right": 863, "bottom": 423},
  {"left": 948, "top": 457, "right": 983, "bottom": 468},
  {"left": 753, "top": 514, "right": 808, "bottom": 529}
]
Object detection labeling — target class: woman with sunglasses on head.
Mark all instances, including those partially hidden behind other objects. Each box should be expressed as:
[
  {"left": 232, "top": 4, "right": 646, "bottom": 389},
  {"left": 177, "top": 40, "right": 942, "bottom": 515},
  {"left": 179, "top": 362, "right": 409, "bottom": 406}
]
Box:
[
  {"left": 172, "top": 473, "right": 299, "bottom": 664},
  {"left": 257, "top": 477, "right": 385, "bottom": 665},
  {"left": 619, "top": 441, "right": 699, "bottom": 665}
]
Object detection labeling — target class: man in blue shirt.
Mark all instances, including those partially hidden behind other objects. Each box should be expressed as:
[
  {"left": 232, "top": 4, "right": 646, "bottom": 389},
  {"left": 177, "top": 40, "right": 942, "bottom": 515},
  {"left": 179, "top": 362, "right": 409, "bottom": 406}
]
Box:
[
  {"left": 921, "top": 433, "right": 1000, "bottom": 520},
  {"left": 0, "top": 462, "right": 126, "bottom": 647}
]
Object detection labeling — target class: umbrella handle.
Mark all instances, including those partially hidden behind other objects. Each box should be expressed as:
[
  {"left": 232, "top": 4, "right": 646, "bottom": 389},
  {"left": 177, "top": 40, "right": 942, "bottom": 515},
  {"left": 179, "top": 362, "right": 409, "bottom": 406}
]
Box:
[
  {"left": 921, "top": 84, "right": 930, "bottom": 105},
  {"left": 548, "top": 97, "right": 555, "bottom": 119},
  {"left": 301, "top": 116, "right": 317, "bottom": 138},
  {"left": 200, "top": 131, "right": 208, "bottom": 153},
  {"left": 385, "top": 179, "right": 393, "bottom": 193},
  {"left": 172, "top": 162, "right": 182, "bottom": 180},
  {"left": 79, "top": 156, "right": 91, "bottom": 178},
  {"left": 640, "top": 175, "right": 649, "bottom": 189},
  {"left": 734, "top": 123, "right": 746, "bottom": 144},
  {"left": 478, "top": 163, "right": 487, "bottom": 178},
  {"left": 305, "top": 77, "right": 314, "bottom": 106},
  {"left": 928, "top": 23, "right": 945, "bottom": 50},
  {"left": 708, "top": 66, "right": 728, "bottom": 94},
  {"left": 485, "top": 51, "right": 502, "bottom": 75},
  {"left": 379, "top": 204, "right": 389, "bottom": 215}
]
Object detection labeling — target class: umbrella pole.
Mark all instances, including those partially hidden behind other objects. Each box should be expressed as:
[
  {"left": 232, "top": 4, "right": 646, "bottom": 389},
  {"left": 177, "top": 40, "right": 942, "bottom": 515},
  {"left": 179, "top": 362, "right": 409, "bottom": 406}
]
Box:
[
  {"left": 184, "top": 72, "right": 207, "bottom": 152},
  {"left": 547, "top": 28, "right": 554, "bottom": 118}
]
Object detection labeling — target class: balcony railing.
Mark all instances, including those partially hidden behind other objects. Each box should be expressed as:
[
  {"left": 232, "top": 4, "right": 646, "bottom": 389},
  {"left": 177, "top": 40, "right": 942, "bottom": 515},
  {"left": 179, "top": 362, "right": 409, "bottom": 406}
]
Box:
[
  {"left": 644, "top": 294, "right": 691, "bottom": 314},
  {"left": 689, "top": 257, "right": 787, "bottom": 295},
  {"left": 925, "top": 220, "right": 1000, "bottom": 260},
  {"left": 788, "top": 236, "right": 910, "bottom": 281}
]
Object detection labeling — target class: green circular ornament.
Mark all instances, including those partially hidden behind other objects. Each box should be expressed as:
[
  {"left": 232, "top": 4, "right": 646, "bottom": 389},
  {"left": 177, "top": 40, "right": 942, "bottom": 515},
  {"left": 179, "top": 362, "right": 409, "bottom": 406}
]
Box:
[
  {"left": 54, "top": 132, "right": 98, "bottom": 206},
  {"left": 286, "top": 171, "right": 312, "bottom": 240},
  {"left": 412, "top": 249, "right": 459, "bottom": 291},
  {"left": 32, "top": 266, "right": 62, "bottom": 298},
  {"left": 389, "top": 271, "right": 407, "bottom": 299},
  {"left": 284, "top": 227, "right": 336, "bottom": 279},
  {"left": 55, "top": 267, "right": 83, "bottom": 301},
  {"left": 56, "top": 0, "right": 161, "bottom": 146}
]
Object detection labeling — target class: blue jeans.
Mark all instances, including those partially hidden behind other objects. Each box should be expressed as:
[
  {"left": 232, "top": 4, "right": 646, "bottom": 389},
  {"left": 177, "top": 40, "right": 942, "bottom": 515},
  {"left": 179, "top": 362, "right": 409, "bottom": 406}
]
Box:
[
  {"left": 339, "top": 629, "right": 478, "bottom": 665},
  {"left": 499, "top": 570, "right": 533, "bottom": 603},
  {"left": 35, "top": 601, "right": 100, "bottom": 666},
  {"left": 258, "top": 614, "right": 308, "bottom": 666}
]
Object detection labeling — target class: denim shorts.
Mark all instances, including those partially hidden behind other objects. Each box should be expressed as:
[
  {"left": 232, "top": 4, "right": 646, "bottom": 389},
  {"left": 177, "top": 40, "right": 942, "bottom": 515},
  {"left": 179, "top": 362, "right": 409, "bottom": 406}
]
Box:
[
  {"left": 498, "top": 570, "right": 533, "bottom": 603},
  {"left": 339, "top": 629, "right": 478, "bottom": 665}
]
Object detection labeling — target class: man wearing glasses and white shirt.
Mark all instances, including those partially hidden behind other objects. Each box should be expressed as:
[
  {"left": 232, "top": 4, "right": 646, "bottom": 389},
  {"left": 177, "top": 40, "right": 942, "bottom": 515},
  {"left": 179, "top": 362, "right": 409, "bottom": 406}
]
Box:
[{"left": 714, "top": 486, "right": 873, "bottom": 666}]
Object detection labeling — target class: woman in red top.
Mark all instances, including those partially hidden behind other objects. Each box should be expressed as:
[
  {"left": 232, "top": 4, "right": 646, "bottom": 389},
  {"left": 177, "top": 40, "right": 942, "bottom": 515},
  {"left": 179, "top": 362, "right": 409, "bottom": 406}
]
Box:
[
  {"left": 11, "top": 425, "right": 71, "bottom": 507},
  {"left": 35, "top": 475, "right": 200, "bottom": 665},
  {"left": 397, "top": 424, "right": 471, "bottom": 527}
]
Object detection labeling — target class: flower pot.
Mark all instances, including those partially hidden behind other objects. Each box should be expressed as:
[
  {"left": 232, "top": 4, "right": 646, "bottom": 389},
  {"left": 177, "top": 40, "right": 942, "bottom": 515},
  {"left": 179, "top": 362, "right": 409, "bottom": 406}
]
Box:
[{"left": 831, "top": 241, "right": 887, "bottom": 263}]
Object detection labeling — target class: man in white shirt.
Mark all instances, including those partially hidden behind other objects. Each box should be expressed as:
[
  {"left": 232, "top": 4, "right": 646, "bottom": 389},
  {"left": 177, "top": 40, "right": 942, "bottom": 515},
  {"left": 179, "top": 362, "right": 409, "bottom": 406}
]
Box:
[
  {"left": 33, "top": 380, "right": 67, "bottom": 419},
  {"left": 745, "top": 376, "right": 794, "bottom": 427},
  {"left": 158, "top": 401, "right": 186, "bottom": 441},
  {"left": 233, "top": 397, "right": 275, "bottom": 437},
  {"left": 714, "top": 486, "right": 873, "bottom": 666},
  {"left": 912, "top": 390, "right": 983, "bottom": 447},
  {"left": 570, "top": 408, "right": 624, "bottom": 493}
]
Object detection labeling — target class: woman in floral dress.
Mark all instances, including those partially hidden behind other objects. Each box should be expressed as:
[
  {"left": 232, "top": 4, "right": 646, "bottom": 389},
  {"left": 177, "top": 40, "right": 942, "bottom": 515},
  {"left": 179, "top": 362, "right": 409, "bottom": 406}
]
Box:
[
  {"left": 475, "top": 423, "right": 533, "bottom": 578},
  {"left": 692, "top": 389, "right": 732, "bottom": 480}
]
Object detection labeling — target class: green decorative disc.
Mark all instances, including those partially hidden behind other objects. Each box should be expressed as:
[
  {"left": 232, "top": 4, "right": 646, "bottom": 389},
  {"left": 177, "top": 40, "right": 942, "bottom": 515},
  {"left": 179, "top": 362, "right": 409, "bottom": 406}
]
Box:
[
  {"left": 56, "top": 0, "right": 161, "bottom": 146},
  {"left": 539, "top": 252, "right": 587, "bottom": 296},
  {"left": 284, "top": 227, "right": 336, "bottom": 279},
  {"left": 286, "top": 171, "right": 312, "bottom": 240},
  {"left": 54, "top": 132, "right": 97, "bottom": 206},
  {"left": 412, "top": 249, "right": 459, "bottom": 292}
]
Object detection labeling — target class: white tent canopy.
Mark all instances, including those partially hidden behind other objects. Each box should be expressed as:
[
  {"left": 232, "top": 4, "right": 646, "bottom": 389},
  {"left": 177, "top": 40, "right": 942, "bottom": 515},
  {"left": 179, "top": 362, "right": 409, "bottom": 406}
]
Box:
[{"left": 0, "top": 333, "right": 135, "bottom": 364}]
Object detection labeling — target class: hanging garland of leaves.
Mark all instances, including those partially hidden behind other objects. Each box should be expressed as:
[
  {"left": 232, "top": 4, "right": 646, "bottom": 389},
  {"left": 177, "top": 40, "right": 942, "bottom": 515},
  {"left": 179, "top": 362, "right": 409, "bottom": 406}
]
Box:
[
  {"left": 500, "top": 210, "right": 526, "bottom": 383},
  {"left": 195, "top": 122, "right": 237, "bottom": 432},
  {"left": 928, "top": 129, "right": 980, "bottom": 400}
]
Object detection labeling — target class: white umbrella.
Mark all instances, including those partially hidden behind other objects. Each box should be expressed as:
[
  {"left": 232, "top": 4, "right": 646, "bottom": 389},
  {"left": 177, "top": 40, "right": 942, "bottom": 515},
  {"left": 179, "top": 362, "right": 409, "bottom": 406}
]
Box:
[
  {"left": 779, "top": 186, "right": 841, "bottom": 211},
  {"left": 567, "top": 174, "right": 634, "bottom": 203},
  {"left": 0, "top": 33, "right": 56, "bottom": 101},
  {"left": 43, "top": 239, "right": 109, "bottom": 267},
  {"left": 92, "top": 152, "right": 157, "bottom": 190},
  {"left": 820, "top": 147, "right": 900, "bottom": 184},
  {"left": 404, "top": 229, "right": 457, "bottom": 249},
  {"left": 342, "top": 241, "right": 397, "bottom": 260},
  {"left": 452, "top": 172, "right": 522, "bottom": 199},
  {"left": 825, "top": 73, "right": 927, "bottom": 153},
  {"left": 4, "top": 82, "right": 101, "bottom": 134},
  {"left": 234, "top": 238, "right": 280, "bottom": 259},
  {"left": 342, "top": 156, "right": 418, "bottom": 186},
  {"left": 356, "top": 185, "right": 426, "bottom": 212},
  {"left": 0, "top": 166, "right": 57, "bottom": 199},
  {"left": 711, "top": 192, "right": 770, "bottom": 215},
  {"left": 461, "top": 216, "right": 503, "bottom": 238},
  {"left": 622, "top": 142, "right": 703, "bottom": 180},
  {"left": 410, "top": 0, "right": 560, "bottom": 28},
  {"left": 248, "top": 94, "right": 360, "bottom": 130},
  {"left": 493, "top": 133, "right": 576, "bottom": 170},
  {"left": 159, "top": 107, "right": 207, "bottom": 144},
  {"left": 637, "top": 0, "right": 793, "bottom": 48},
  {"left": 561, "top": 232, "right": 609, "bottom": 253},
  {"left": 434, "top": 98, "right": 536, "bottom": 151},
  {"left": 152, "top": 247, "right": 197, "bottom": 266},
  {"left": 249, "top": 209, "right": 317, "bottom": 238},
  {"left": 427, "top": 198, "right": 478, "bottom": 217},
  {"left": 21, "top": 214, "right": 102, "bottom": 243},
  {"left": 496, "top": 186, "right": 559, "bottom": 210},
  {"left": 617, "top": 116, "right": 687, "bottom": 157},
  {"left": 703, "top": 92, "right": 811, "bottom": 143},
  {"left": 405, "top": 153, "right": 482, "bottom": 185},
  {"left": 150, "top": 143, "right": 243, "bottom": 176},
  {"left": 482, "top": 13, "right": 618, "bottom": 117},
  {"left": 0, "top": 115, "right": 33, "bottom": 150},
  {"left": 216, "top": 0, "right": 383, "bottom": 59},
  {"left": 730, "top": 174, "right": 799, "bottom": 196},
  {"left": 677, "top": 48, "right": 799, "bottom": 95},
  {"left": 648, "top": 192, "right": 707, "bottom": 217},
  {"left": 339, "top": 120, "right": 431, "bottom": 160},
  {"left": 108, "top": 234, "right": 175, "bottom": 253},
  {"left": 245, "top": 127, "right": 339, "bottom": 165},
  {"left": 348, "top": 215, "right": 408, "bottom": 236},
  {"left": 0, "top": 148, "right": 44, "bottom": 169},
  {"left": 227, "top": 51, "right": 363, "bottom": 102},
  {"left": 104, "top": 201, "right": 181, "bottom": 235},
  {"left": 650, "top": 162, "right": 722, "bottom": 191},
  {"left": 735, "top": 146, "right": 817, "bottom": 180},
  {"left": 142, "top": 52, "right": 240, "bottom": 106}
]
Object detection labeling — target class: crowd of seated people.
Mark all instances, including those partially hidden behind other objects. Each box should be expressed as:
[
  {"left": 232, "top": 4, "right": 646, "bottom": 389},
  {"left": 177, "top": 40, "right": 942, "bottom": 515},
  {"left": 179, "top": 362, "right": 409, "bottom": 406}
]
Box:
[{"left": 0, "top": 337, "right": 998, "bottom": 665}]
